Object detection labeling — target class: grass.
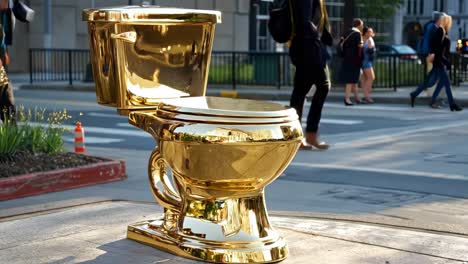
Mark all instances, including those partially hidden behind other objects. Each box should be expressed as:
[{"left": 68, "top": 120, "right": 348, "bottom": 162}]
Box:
[
  {"left": 209, "top": 64, "right": 255, "bottom": 83},
  {"left": 0, "top": 106, "right": 72, "bottom": 158}
]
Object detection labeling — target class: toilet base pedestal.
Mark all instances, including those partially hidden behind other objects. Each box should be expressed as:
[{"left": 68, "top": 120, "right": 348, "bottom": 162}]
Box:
[{"left": 127, "top": 218, "right": 288, "bottom": 263}]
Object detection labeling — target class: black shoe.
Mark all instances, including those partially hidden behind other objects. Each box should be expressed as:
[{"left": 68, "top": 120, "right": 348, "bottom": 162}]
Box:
[
  {"left": 450, "top": 103, "right": 463, "bottom": 112},
  {"left": 410, "top": 93, "right": 416, "bottom": 108},
  {"left": 344, "top": 99, "right": 354, "bottom": 106}
]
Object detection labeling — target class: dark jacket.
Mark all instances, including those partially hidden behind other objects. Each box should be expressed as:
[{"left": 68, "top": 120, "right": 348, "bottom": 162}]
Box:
[
  {"left": 342, "top": 28, "right": 363, "bottom": 67},
  {"left": 289, "top": 0, "right": 331, "bottom": 68},
  {"left": 431, "top": 27, "right": 451, "bottom": 68}
]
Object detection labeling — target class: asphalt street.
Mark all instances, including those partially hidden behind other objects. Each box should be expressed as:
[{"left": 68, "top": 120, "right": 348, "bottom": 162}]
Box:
[
  {"left": 14, "top": 89, "right": 465, "bottom": 150},
  {"left": 5, "top": 89, "right": 468, "bottom": 238}
]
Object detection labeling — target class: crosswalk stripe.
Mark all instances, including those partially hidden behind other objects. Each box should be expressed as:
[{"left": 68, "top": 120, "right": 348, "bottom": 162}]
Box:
[
  {"left": 63, "top": 137, "right": 125, "bottom": 144},
  {"left": 302, "top": 118, "right": 363, "bottom": 125},
  {"left": 88, "top": 112, "right": 128, "bottom": 119},
  {"left": 27, "top": 122, "right": 152, "bottom": 138},
  {"left": 117, "top": 122, "right": 133, "bottom": 128}
]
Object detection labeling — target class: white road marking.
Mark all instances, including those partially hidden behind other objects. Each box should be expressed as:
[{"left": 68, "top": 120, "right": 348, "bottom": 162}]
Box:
[
  {"left": 301, "top": 118, "right": 363, "bottom": 128},
  {"left": 88, "top": 112, "right": 128, "bottom": 119},
  {"left": 291, "top": 162, "right": 468, "bottom": 181},
  {"left": 333, "top": 120, "right": 468, "bottom": 148},
  {"left": 18, "top": 98, "right": 100, "bottom": 107},
  {"left": 27, "top": 122, "right": 152, "bottom": 138},
  {"left": 320, "top": 118, "right": 363, "bottom": 125},
  {"left": 116, "top": 122, "right": 133, "bottom": 128},
  {"left": 63, "top": 137, "right": 124, "bottom": 144}
]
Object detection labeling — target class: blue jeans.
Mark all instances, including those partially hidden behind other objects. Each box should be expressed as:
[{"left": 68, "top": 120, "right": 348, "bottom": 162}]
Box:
[
  {"left": 411, "top": 67, "right": 442, "bottom": 97},
  {"left": 431, "top": 66, "right": 454, "bottom": 106}
]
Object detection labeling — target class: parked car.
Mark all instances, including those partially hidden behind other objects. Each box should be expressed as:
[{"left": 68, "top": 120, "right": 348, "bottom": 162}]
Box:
[{"left": 376, "top": 44, "right": 421, "bottom": 63}]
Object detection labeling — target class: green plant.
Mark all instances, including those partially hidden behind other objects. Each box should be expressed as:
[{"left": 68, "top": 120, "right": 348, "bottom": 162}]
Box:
[
  {"left": 0, "top": 122, "right": 22, "bottom": 157},
  {"left": 0, "top": 106, "right": 71, "bottom": 158}
]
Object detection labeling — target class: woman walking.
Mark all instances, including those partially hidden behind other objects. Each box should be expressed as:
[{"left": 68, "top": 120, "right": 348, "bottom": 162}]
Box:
[
  {"left": 361, "top": 26, "right": 376, "bottom": 103},
  {"left": 341, "top": 19, "right": 364, "bottom": 106},
  {"left": 430, "top": 15, "right": 462, "bottom": 111},
  {"left": 289, "top": 0, "right": 333, "bottom": 150}
]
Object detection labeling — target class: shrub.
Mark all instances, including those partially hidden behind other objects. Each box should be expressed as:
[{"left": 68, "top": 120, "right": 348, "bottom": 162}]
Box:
[{"left": 0, "top": 106, "right": 71, "bottom": 158}]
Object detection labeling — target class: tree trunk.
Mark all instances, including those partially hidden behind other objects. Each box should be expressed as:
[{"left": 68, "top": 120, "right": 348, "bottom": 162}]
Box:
[{"left": 343, "top": 0, "right": 355, "bottom": 33}]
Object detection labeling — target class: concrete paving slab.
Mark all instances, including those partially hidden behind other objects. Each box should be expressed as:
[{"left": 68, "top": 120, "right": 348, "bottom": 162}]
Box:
[{"left": 0, "top": 201, "right": 467, "bottom": 264}]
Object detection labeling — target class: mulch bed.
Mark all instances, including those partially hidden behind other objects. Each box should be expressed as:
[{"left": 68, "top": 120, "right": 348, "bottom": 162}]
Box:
[{"left": 0, "top": 151, "right": 106, "bottom": 178}]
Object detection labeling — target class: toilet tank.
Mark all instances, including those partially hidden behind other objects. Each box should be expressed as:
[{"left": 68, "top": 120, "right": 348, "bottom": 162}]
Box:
[{"left": 82, "top": 6, "right": 222, "bottom": 115}]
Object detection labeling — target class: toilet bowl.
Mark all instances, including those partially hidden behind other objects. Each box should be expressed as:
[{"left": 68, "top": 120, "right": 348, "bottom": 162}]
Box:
[{"left": 83, "top": 6, "right": 302, "bottom": 263}]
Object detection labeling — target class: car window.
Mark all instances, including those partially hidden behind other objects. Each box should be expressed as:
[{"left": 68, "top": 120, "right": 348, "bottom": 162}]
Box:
[
  {"left": 392, "top": 45, "right": 416, "bottom": 54},
  {"left": 377, "top": 45, "right": 391, "bottom": 52}
]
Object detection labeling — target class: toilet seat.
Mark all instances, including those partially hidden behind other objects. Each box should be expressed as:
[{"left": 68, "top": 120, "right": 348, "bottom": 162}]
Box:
[{"left": 153, "top": 96, "right": 299, "bottom": 124}]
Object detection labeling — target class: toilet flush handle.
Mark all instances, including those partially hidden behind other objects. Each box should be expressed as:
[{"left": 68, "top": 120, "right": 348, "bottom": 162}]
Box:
[
  {"left": 111, "top": 31, "right": 137, "bottom": 44},
  {"left": 148, "top": 148, "right": 182, "bottom": 212}
]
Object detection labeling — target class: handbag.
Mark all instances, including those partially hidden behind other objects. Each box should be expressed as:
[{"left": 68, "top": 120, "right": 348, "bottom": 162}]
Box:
[
  {"left": 268, "top": 0, "right": 295, "bottom": 44},
  {"left": 12, "top": 0, "right": 34, "bottom": 23}
]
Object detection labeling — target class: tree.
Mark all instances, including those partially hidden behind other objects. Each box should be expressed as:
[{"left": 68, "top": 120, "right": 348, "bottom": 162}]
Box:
[{"left": 342, "top": 0, "right": 403, "bottom": 31}]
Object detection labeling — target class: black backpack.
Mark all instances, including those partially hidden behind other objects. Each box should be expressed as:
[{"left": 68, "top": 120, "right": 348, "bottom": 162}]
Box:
[
  {"left": 268, "top": 0, "right": 294, "bottom": 43},
  {"left": 336, "top": 31, "right": 358, "bottom": 58}
]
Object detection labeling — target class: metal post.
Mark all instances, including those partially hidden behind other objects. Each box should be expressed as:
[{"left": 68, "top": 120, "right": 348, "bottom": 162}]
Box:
[
  {"left": 232, "top": 52, "right": 236, "bottom": 90},
  {"left": 29, "top": 49, "right": 33, "bottom": 84},
  {"left": 392, "top": 55, "right": 397, "bottom": 91},
  {"left": 68, "top": 50, "right": 73, "bottom": 85},
  {"left": 276, "top": 53, "right": 281, "bottom": 89}
]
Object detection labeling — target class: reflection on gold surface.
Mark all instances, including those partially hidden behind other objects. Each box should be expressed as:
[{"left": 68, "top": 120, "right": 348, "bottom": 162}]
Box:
[
  {"left": 84, "top": 6, "right": 217, "bottom": 113},
  {"left": 84, "top": 6, "right": 300, "bottom": 263}
]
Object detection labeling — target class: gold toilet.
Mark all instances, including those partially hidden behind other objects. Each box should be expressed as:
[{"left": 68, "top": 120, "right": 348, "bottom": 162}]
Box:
[{"left": 83, "top": 6, "right": 302, "bottom": 263}]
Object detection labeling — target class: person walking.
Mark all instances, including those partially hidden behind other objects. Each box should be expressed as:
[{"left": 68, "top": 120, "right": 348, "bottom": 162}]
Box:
[
  {"left": 0, "top": 22, "right": 13, "bottom": 123},
  {"left": 0, "top": 0, "right": 14, "bottom": 123},
  {"left": 341, "top": 19, "right": 364, "bottom": 106},
  {"left": 289, "top": 0, "right": 333, "bottom": 150},
  {"left": 429, "top": 15, "right": 462, "bottom": 112},
  {"left": 361, "top": 26, "right": 376, "bottom": 104},
  {"left": 410, "top": 12, "right": 444, "bottom": 107}
]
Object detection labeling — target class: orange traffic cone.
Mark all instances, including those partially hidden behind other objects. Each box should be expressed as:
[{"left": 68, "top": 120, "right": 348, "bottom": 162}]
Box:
[{"left": 74, "top": 122, "right": 86, "bottom": 153}]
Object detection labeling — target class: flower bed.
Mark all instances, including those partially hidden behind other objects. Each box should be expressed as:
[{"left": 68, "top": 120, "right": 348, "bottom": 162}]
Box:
[{"left": 0, "top": 107, "right": 126, "bottom": 200}]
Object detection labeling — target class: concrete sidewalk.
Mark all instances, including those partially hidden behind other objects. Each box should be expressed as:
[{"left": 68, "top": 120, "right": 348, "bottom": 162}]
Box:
[
  {"left": 1, "top": 144, "right": 468, "bottom": 264},
  {"left": 1, "top": 201, "right": 467, "bottom": 264}
]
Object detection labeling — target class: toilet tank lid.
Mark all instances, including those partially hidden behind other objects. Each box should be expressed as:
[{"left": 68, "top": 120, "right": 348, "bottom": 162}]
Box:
[{"left": 83, "top": 5, "right": 222, "bottom": 24}]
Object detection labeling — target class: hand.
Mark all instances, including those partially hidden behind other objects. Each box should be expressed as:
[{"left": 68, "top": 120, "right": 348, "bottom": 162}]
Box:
[
  {"left": 427, "top": 53, "right": 435, "bottom": 62},
  {"left": 4, "top": 53, "right": 9, "bottom": 65}
]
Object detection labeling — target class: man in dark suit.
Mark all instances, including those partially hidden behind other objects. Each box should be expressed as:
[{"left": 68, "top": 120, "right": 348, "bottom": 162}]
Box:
[{"left": 289, "top": 0, "right": 332, "bottom": 150}]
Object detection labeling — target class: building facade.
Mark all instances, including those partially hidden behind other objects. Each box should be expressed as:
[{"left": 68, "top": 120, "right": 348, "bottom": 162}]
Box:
[
  {"left": 8, "top": 0, "right": 251, "bottom": 72},
  {"left": 398, "top": 0, "right": 467, "bottom": 50},
  {"left": 9, "top": 0, "right": 398, "bottom": 73}
]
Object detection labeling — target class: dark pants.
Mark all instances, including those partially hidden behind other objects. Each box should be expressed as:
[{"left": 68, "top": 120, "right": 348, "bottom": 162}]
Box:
[
  {"left": 290, "top": 65, "right": 330, "bottom": 133},
  {"left": 431, "top": 66, "right": 454, "bottom": 106},
  {"left": 0, "top": 82, "right": 15, "bottom": 123},
  {"left": 411, "top": 67, "right": 441, "bottom": 97}
]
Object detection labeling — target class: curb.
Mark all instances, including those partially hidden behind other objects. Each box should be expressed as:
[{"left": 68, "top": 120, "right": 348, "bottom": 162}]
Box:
[
  {"left": 19, "top": 84, "right": 468, "bottom": 107},
  {"left": 0, "top": 158, "right": 126, "bottom": 201}
]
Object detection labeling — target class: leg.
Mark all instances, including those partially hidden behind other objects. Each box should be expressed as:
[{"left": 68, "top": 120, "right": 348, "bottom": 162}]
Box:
[
  {"left": 345, "top": 83, "right": 353, "bottom": 104},
  {"left": 361, "top": 70, "right": 369, "bottom": 98},
  {"left": 290, "top": 66, "right": 314, "bottom": 127},
  {"left": 362, "top": 68, "right": 375, "bottom": 101},
  {"left": 0, "top": 83, "right": 15, "bottom": 124},
  {"left": 412, "top": 68, "right": 439, "bottom": 97},
  {"left": 438, "top": 69, "right": 454, "bottom": 106},
  {"left": 305, "top": 66, "right": 330, "bottom": 150},
  {"left": 352, "top": 84, "right": 360, "bottom": 102}
]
